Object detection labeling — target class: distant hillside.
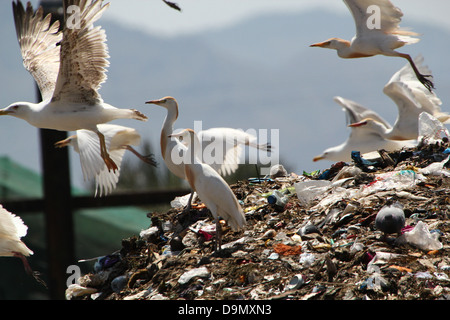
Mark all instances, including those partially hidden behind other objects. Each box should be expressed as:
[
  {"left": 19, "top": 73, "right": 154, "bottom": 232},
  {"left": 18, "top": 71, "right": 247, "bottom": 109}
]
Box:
[{"left": 1, "top": 7, "right": 449, "bottom": 189}]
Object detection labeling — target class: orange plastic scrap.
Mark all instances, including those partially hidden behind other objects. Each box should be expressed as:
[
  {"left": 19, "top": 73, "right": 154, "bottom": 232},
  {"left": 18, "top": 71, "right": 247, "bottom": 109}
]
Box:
[
  {"left": 427, "top": 250, "right": 440, "bottom": 255},
  {"left": 388, "top": 265, "right": 412, "bottom": 273},
  {"left": 273, "top": 243, "right": 302, "bottom": 256},
  {"left": 191, "top": 203, "right": 207, "bottom": 209}
]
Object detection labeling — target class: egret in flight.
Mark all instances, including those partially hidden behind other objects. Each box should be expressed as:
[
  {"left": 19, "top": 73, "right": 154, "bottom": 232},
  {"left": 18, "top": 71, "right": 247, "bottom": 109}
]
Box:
[
  {"left": 313, "top": 56, "right": 443, "bottom": 162},
  {"left": 310, "top": 0, "right": 434, "bottom": 91}
]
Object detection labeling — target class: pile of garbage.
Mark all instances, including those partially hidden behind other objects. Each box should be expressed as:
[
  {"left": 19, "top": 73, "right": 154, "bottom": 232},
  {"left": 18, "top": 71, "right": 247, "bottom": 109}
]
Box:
[
  {"left": 67, "top": 111, "right": 450, "bottom": 301},
  {"left": 66, "top": 133, "right": 450, "bottom": 300}
]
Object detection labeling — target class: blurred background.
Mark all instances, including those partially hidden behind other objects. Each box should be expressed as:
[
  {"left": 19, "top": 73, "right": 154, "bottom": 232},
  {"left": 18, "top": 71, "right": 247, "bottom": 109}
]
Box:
[{"left": 0, "top": 0, "right": 449, "bottom": 299}]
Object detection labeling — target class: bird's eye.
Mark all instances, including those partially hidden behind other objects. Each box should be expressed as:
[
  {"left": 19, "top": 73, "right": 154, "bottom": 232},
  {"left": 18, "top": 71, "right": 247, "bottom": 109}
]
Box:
[{"left": 178, "top": 136, "right": 184, "bottom": 141}]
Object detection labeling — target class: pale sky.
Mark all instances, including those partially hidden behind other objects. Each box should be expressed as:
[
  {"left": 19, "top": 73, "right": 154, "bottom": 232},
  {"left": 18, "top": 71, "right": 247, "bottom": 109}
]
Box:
[
  {"left": 101, "top": 0, "right": 450, "bottom": 37},
  {"left": 27, "top": 1, "right": 450, "bottom": 37}
]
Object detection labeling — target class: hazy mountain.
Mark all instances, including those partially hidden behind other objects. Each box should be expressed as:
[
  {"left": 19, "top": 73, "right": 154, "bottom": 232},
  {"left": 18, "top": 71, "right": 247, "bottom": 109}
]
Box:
[{"left": 1, "top": 7, "right": 449, "bottom": 189}]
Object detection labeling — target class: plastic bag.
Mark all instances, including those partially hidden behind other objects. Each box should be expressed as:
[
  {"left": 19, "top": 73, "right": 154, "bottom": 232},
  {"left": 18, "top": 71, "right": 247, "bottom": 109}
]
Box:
[
  {"left": 419, "top": 156, "right": 450, "bottom": 177},
  {"left": 418, "top": 112, "right": 450, "bottom": 144},
  {"left": 170, "top": 192, "right": 196, "bottom": 208},
  {"left": 294, "top": 180, "right": 331, "bottom": 207},
  {"left": 396, "top": 221, "right": 443, "bottom": 251}
]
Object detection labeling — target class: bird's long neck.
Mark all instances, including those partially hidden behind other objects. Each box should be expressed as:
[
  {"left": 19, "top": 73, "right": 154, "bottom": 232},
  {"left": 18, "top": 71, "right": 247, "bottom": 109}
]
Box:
[
  {"left": 335, "top": 39, "right": 374, "bottom": 59},
  {"left": 160, "top": 104, "right": 179, "bottom": 158},
  {"left": 185, "top": 134, "right": 203, "bottom": 164},
  {"left": 334, "top": 40, "right": 354, "bottom": 58}
]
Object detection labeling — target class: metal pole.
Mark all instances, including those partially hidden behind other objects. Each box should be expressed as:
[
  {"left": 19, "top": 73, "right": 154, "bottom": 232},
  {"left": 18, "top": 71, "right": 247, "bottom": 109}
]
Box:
[{"left": 38, "top": 0, "right": 75, "bottom": 300}]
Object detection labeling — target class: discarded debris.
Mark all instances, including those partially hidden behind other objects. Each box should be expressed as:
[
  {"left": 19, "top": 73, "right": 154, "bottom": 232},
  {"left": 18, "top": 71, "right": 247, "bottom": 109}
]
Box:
[{"left": 67, "top": 138, "right": 450, "bottom": 300}]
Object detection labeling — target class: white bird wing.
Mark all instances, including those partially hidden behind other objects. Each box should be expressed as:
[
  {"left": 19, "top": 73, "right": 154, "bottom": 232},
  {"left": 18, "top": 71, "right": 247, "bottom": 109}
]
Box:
[
  {"left": 350, "top": 120, "right": 415, "bottom": 152},
  {"left": 334, "top": 96, "right": 392, "bottom": 129},
  {"left": 94, "top": 147, "right": 125, "bottom": 197},
  {"left": 186, "top": 163, "right": 245, "bottom": 231},
  {"left": 75, "top": 129, "right": 107, "bottom": 181},
  {"left": 0, "top": 205, "right": 28, "bottom": 240},
  {"left": 97, "top": 124, "right": 141, "bottom": 150},
  {"left": 51, "top": 0, "right": 110, "bottom": 105},
  {"left": 91, "top": 124, "right": 141, "bottom": 196},
  {"left": 387, "top": 55, "right": 430, "bottom": 84},
  {"left": 75, "top": 125, "right": 139, "bottom": 196},
  {"left": 0, "top": 205, "right": 33, "bottom": 256},
  {"left": 198, "top": 128, "right": 266, "bottom": 176},
  {"left": 12, "top": 1, "right": 62, "bottom": 101},
  {"left": 343, "top": 0, "right": 416, "bottom": 38},
  {"left": 383, "top": 81, "right": 423, "bottom": 140},
  {"left": 386, "top": 56, "right": 447, "bottom": 121}
]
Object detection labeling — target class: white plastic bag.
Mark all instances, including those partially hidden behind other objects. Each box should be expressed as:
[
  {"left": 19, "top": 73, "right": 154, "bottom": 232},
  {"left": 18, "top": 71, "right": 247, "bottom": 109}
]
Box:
[
  {"left": 418, "top": 112, "right": 450, "bottom": 144},
  {"left": 294, "top": 180, "right": 331, "bottom": 207},
  {"left": 397, "top": 221, "right": 442, "bottom": 251}
]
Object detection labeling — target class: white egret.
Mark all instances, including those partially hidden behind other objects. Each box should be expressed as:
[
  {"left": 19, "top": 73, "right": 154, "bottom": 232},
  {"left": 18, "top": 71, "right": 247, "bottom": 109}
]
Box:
[
  {"left": 169, "top": 128, "right": 246, "bottom": 251},
  {"left": 147, "top": 96, "right": 270, "bottom": 177},
  {"left": 381, "top": 56, "right": 449, "bottom": 141},
  {"left": 310, "top": 0, "right": 434, "bottom": 91},
  {"left": 0, "top": 1, "right": 148, "bottom": 172},
  {"left": 146, "top": 96, "right": 270, "bottom": 208},
  {"left": 313, "top": 56, "right": 444, "bottom": 162}
]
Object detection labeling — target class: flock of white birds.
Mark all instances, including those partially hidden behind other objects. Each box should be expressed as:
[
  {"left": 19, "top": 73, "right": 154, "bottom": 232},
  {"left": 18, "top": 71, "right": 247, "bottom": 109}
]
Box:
[{"left": 1, "top": 0, "right": 449, "bottom": 271}]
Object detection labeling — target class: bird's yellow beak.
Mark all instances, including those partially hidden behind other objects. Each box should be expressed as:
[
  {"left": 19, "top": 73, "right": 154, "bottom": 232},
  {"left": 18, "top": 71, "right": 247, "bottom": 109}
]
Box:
[
  {"left": 310, "top": 41, "right": 327, "bottom": 48},
  {"left": 313, "top": 155, "right": 323, "bottom": 162},
  {"left": 0, "top": 109, "right": 13, "bottom": 116},
  {"left": 145, "top": 100, "right": 161, "bottom": 105}
]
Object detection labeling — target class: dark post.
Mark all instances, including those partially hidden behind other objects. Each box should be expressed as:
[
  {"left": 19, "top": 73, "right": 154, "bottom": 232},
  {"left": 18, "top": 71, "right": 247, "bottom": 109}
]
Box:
[{"left": 38, "top": 0, "right": 75, "bottom": 300}]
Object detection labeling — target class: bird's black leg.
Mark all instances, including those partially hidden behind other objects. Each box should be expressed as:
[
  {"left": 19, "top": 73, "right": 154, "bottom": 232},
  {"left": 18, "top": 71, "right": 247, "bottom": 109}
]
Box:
[{"left": 400, "top": 53, "right": 434, "bottom": 92}]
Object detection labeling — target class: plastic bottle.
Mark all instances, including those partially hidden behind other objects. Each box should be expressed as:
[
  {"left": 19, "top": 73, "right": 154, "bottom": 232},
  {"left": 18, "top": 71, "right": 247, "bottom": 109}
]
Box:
[{"left": 267, "top": 190, "right": 289, "bottom": 210}]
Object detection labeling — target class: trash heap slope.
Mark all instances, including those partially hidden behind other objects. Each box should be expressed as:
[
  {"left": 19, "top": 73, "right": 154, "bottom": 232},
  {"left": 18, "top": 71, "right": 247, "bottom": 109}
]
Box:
[{"left": 67, "top": 140, "right": 450, "bottom": 300}]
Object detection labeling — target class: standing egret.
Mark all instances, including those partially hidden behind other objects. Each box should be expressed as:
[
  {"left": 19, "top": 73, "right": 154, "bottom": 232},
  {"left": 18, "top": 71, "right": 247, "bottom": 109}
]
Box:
[
  {"left": 0, "top": 0, "right": 148, "bottom": 172},
  {"left": 146, "top": 96, "right": 270, "bottom": 208},
  {"left": 169, "top": 129, "right": 246, "bottom": 251},
  {"left": 310, "top": 0, "right": 434, "bottom": 91}
]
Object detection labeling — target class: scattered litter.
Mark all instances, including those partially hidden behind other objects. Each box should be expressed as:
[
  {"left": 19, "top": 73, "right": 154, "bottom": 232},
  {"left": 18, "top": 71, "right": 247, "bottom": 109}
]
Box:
[
  {"left": 294, "top": 180, "right": 331, "bottom": 207},
  {"left": 285, "top": 274, "right": 305, "bottom": 291},
  {"left": 65, "top": 284, "right": 97, "bottom": 300},
  {"left": 170, "top": 192, "right": 197, "bottom": 208},
  {"left": 273, "top": 243, "right": 302, "bottom": 256},
  {"left": 178, "top": 267, "right": 210, "bottom": 285},
  {"left": 69, "top": 138, "right": 450, "bottom": 300},
  {"left": 269, "top": 164, "right": 288, "bottom": 178}
]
